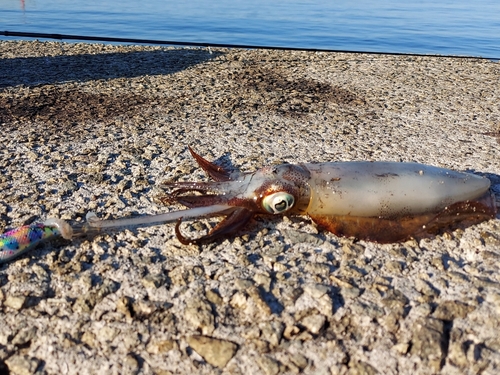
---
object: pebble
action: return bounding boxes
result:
[300,314,326,334]
[4,355,39,375]
[205,289,223,305]
[259,321,284,347]
[4,295,26,310]
[414,278,440,299]
[340,286,362,299]
[432,300,475,320]
[73,278,119,313]
[253,272,272,292]
[410,318,445,372]
[256,355,281,375]
[146,339,178,354]
[247,288,272,316]
[230,291,248,309]
[141,272,168,289]
[288,353,308,370]
[186,335,238,368]
[283,230,323,246]
[11,327,37,346]
[303,284,330,299]
[184,298,215,335]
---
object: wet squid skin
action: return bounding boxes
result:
[160,147,497,244]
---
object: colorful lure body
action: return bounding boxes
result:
[0,221,68,263]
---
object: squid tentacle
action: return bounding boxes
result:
[175,207,254,245]
[187,146,236,182]
[159,185,232,208]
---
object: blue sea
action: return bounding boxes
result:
[1,0,499,58]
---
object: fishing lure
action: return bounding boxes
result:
[0,147,497,263]
[0,219,73,263]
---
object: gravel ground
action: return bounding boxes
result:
[0,40,499,375]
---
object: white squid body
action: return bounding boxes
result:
[293,162,495,242]
[305,162,489,216]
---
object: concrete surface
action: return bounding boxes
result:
[0,40,499,375]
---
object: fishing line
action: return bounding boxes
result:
[1,30,498,61]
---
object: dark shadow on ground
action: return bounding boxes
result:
[0,48,223,87]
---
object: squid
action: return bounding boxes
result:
[86,147,497,244]
[0,147,497,263]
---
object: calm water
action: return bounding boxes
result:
[1,0,499,58]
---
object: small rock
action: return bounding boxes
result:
[205,289,223,305]
[256,355,281,375]
[381,289,409,316]
[121,332,140,351]
[340,287,361,299]
[11,327,37,346]
[303,284,329,299]
[350,300,385,319]
[230,291,248,309]
[447,271,469,283]
[254,272,272,292]
[288,353,308,370]
[235,278,254,290]
[384,312,401,334]
[432,300,475,320]
[348,359,378,375]
[330,275,356,288]
[146,339,177,354]
[341,265,366,278]
[284,230,323,246]
[385,260,404,273]
[241,326,261,340]
[392,342,410,354]
[123,354,140,375]
[300,314,326,334]
[471,275,498,289]
[414,279,439,298]
[342,243,365,258]
[185,298,215,335]
[31,264,49,281]
[4,295,26,310]
[410,317,445,372]
[283,325,300,340]
[116,296,134,320]
[480,231,500,246]
[99,326,119,343]
[186,335,238,368]
[304,262,331,276]
[431,257,445,271]
[247,286,272,316]
[273,262,287,272]
[281,287,303,307]
[5,355,39,375]
[250,339,270,353]
[81,331,96,347]
[259,321,284,347]
[73,278,119,313]
[141,273,167,289]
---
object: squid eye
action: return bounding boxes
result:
[262,192,295,214]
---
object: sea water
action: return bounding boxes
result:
[1,0,499,58]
